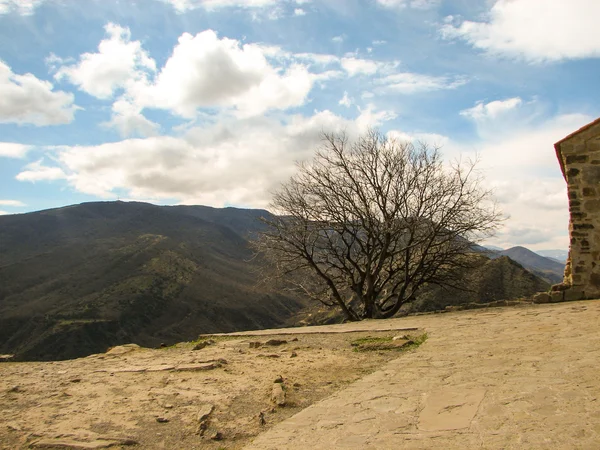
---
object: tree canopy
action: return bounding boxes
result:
[254,130,502,320]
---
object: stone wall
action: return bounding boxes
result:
[553,118,600,301]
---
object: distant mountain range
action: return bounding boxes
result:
[484,246,566,284]
[0,201,557,361]
[0,201,307,361]
[535,249,569,264]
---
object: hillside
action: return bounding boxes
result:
[290,255,550,325]
[0,201,555,361]
[0,201,306,361]
[499,246,565,284]
[413,255,550,312]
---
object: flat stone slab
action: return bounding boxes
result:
[245,300,600,449]
[31,437,137,448]
[418,387,486,431]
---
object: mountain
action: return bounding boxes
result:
[414,255,550,312]
[0,201,306,361]
[499,246,565,284]
[290,254,551,325]
[535,249,569,264]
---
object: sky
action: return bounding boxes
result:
[1,0,599,251]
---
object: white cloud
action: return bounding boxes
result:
[0,61,77,126]
[377,0,439,10]
[16,107,396,207]
[161,0,279,13]
[376,72,467,93]
[294,8,306,15]
[381,102,592,250]
[440,0,600,62]
[460,97,522,121]
[133,30,315,117]
[55,26,329,122]
[0,142,32,158]
[0,199,26,207]
[0,0,45,15]
[294,52,340,65]
[339,91,352,107]
[451,101,594,250]
[102,99,160,138]
[55,23,156,99]
[332,35,345,43]
[340,57,397,76]
[16,159,67,182]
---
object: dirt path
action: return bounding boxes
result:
[0,328,419,449]
[246,300,600,449]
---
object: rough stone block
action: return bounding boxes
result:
[532,293,550,304]
[550,291,564,303]
[564,289,585,302]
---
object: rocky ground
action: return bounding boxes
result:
[0,328,421,449]
[4,300,600,449]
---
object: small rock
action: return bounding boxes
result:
[392,335,407,341]
[0,354,15,362]
[291,337,299,342]
[274,375,284,383]
[290,351,298,358]
[265,339,287,346]
[197,421,208,436]
[210,431,224,441]
[271,383,286,406]
[192,340,215,351]
[106,344,141,356]
[176,362,221,372]
[197,404,214,423]
[69,378,82,383]
[6,422,22,431]
[156,417,169,423]
[164,404,174,409]
[7,385,21,393]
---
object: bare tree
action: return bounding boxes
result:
[253,130,502,321]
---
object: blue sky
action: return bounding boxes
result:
[1,0,599,250]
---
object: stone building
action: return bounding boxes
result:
[553,117,600,301]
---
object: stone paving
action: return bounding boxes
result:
[242,300,600,449]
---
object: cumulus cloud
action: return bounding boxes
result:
[0,61,78,126]
[102,99,160,137]
[15,107,396,207]
[339,91,352,107]
[55,23,156,99]
[440,0,600,62]
[16,159,67,182]
[135,30,314,117]
[0,199,26,207]
[55,27,321,121]
[294,8,306,15]
[379,101,592,250]
[0,142,32,158]
[0,0,45,15]
[460,97,522,121]
[340,57,397,76]
[452,100,595,249]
